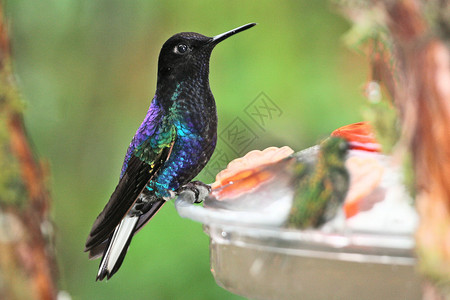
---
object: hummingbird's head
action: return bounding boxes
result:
[157,23,256,83]
[320,137,349,165]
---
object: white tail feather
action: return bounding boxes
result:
[98,215,138,278]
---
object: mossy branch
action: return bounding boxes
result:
[0,4,58,300]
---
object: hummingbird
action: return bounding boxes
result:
[84,23,256,281]
[208,137,349,229]
[287,137,349,228]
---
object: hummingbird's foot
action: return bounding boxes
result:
[129,196,151,217]
[177,181,211,204]
[129,202,146,217]
[128,191,171,217]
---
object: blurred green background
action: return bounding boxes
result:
[5,0,367,299]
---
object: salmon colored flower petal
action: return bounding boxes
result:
[212,146,294,190]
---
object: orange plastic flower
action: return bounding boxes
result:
[211,146,294,198]
[210,122,385,214]
[331,122,381,152]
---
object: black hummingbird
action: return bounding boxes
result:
[85,23,256,280]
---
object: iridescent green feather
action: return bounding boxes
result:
[134,122,176,166]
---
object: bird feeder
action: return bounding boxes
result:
[175,137,421,299]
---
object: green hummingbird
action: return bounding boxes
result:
[287,137,350,228]
[207,137,350,228]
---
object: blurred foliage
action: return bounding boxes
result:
[0,54,27,207]
[0,120,27,206]
[362,94,399,154]
[3,0,367,299]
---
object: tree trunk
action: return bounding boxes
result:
[337,0,450,298]
[0,4,58,300]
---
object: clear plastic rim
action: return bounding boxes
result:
[175,192,416,265]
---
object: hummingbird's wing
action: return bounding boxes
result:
[289,138,349,228]
[85,126,176,252]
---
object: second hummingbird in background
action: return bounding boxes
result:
[287,137,349,228]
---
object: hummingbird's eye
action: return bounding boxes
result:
[339,140,348,151]
[174,44,188,54]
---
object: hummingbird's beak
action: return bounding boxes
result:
[210,23,256,46]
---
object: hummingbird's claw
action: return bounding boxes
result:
[129,196,151,217]
[129,202,146,217]
[178,181,211,204]
[128,191,170,217]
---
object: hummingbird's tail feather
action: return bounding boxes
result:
[96,215,139,281]
[91,198,166,280]
[134,199,166,233]
[88,239,109,260]
[85,156,156,252]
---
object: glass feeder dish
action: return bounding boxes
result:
[175,196,420,299]
[175,147,422,299]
